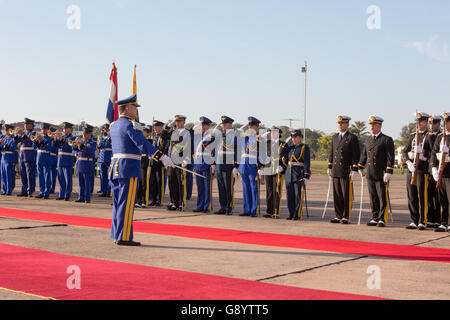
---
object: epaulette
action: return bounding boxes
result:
[410,132,417,136]
[427,132,434,135]
[132,121,143,132]
[438,132,444,137]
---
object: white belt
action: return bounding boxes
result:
[20,147,35,151]
[289,161,304,167]
[38,150,49,154]
[100,148,112,151]
[77,157,93,161]
[112,153,142,161]
[218,151,234,155]
[50,153,57,157]
[1,151,13,154]
[242,154,257,159]
[59,152,74,156]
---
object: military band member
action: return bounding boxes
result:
[167,115,192,211]
[54,122,76,201]
[193,116,215,213]
[430,112,450,233]
[48,127,58,194]
[0,124,17,195]
[109,94,174,246]
[149,120,170,206]
[283,130,311,220]
[359,116,395,227]
[403,112,431,230]
[423,115,442,229]
[239,117,262,217]
[136,124,152,208]
[34,123,53,199]
[328,116,361,224]
[214,116,238,215]
[97,123,112,198]
[16,118,37,197]
[73,125,96,203]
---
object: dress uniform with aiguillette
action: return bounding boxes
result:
[97,124,113,197]
[35,123,53,199]
[403,112,431,230]
[328,116,361,224]
[16,118,37,197]
[109,94,172,246]
[73,125,96,203]
[358,116,395,227]
[54,122,76,201]
[0,125,17,195]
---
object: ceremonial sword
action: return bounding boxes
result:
[172,164,206,179]
[322,176,332,219]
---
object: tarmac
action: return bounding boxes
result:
[0,174,449,300]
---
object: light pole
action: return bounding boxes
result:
[301,61,307,143]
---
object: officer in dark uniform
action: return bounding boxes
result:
[109,94,174,246]
[136,124,152,208]
[425,115,442,228]
[53,122,76,201]
[149,120,170,207]
[35,123,53,199]
[430,112,450,233]
[97,124,112,198]
[328,116,361,224]
[73,125,96,203]
[16,118,37,197]
[48,127,58,194]
[358,116,395,227]
[403,112,431,230]
[214,116,239,215]
[283,129,311,220]
[0,124,18,195]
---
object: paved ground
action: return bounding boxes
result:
[0,174,449,300]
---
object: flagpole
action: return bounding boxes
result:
[302,61,307,143]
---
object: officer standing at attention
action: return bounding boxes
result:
[97,124,112,198]
[54,122,76,201]
[403,112,431,230]
[149,120,170,207]
[0,124,17,195]
[48,127,58,194]
[283,130,311,220]
[15,118,37,197]
[109,94,174,246]
[193,116,215,213]
[239,117,262,217]
[34,123,53,199]
[328,116,361,224]
[136,124,152,208]
[358,116,395,227]
[73,125,96,203]
[214,116,239,215]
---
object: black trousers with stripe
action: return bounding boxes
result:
[168,167,185,208]
[265,175,278,215]
[427,176,441,224]
[366,178,388,223]
[438,177,450,226]
[333,177,353,220]
[406,171,429,226]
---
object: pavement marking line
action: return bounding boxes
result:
[0,224,68,231]
[0,286,57,300]
[412,235,450,246]
[1,207,450,264]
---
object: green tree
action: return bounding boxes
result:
[317,135,334,161]
[349,121,369,139]
[397,122,416,147]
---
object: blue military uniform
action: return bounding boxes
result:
[73,125,96,203]
[109,94,163,245]
[193,117,215,213]
[16,118,37,197]
[35,123,53,199]
[0,125,17,195]
[97,124,112,197]
[49,128,58,194]
[238,117,262,216]
[283,130,311,220]
[54,122,76,201]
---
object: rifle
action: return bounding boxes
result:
[437,127,447,189]
[411,118,420,186]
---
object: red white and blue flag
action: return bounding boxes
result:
[106,62,118,123]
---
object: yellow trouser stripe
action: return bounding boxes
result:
[127,178,138,240]
[424,174,429,227]
[298,188,304,219]
[278,174,284,216]
[349,179,353,220]
[257,175,260,215]
[123,178,137,241]
[384,182,389,223]
[209,169,213,211]
[231,175,235,209]
[122,178,134,241]
[161,167,165,204]
[146,167,151,206]
[183,171,187,208]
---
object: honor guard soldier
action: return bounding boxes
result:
[430,112,450,233]
[48,127,58,194]
[167,115,192,211]
[403,112,431,230]
[109,94,174,246]
[149,120,170,206]
[424,115,442,228]
[261,126,286,219]
[16,118,37,197]
[136,124,152,208]
[328,116,361,224]
[358,116,395,227]
[214,116,239,215]
[0,124,18,195]
[193,116,215,213]
[238,117,263,217]
[283,130,311,220]
[34,123,53,199]
[97,123,112,198]
[54,122,76,201]
[73,125,96,203]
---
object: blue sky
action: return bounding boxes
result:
[1,0,450,139]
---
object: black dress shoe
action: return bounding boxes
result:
[239,213,250,216]
[250,214,258,217]
[149,201,157,207]
[264,214,274,218]
[85,200,91,204]
[116,240,141,246]
[97,191,102,194]
[286,217,293,220]
[43,196,49,199]
[154,202,161,207]
[214,209,227,215]
[367,220,378,227]
[293,217,299,221]
[56,197,64,201]
[192,208,204,213]
[167,204,177,211]
[203,209,210,214]
[17,193,27,197]
[28,194,34,198]
[341,218,350,225]
[35,195,44,199]
[331,218,341,224]
[75,199,84,203]
[65,198,71,201]
[177,206,183,212]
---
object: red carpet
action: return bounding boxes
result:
[0,243,382,300]
[1,207,450,264]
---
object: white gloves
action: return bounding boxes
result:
[358,169,364,178]
[232,168,239,179]
[441,144,449,154]
[182,160,189,168]
[407,162,416,173]
[384,173,392,184]
[327,169,332,176]
[160,155,174,168]
[350,171,357,180]
[414,145,423,154]
[432,167,440,182]
[258,169,263,176]
[277,166,284,174]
